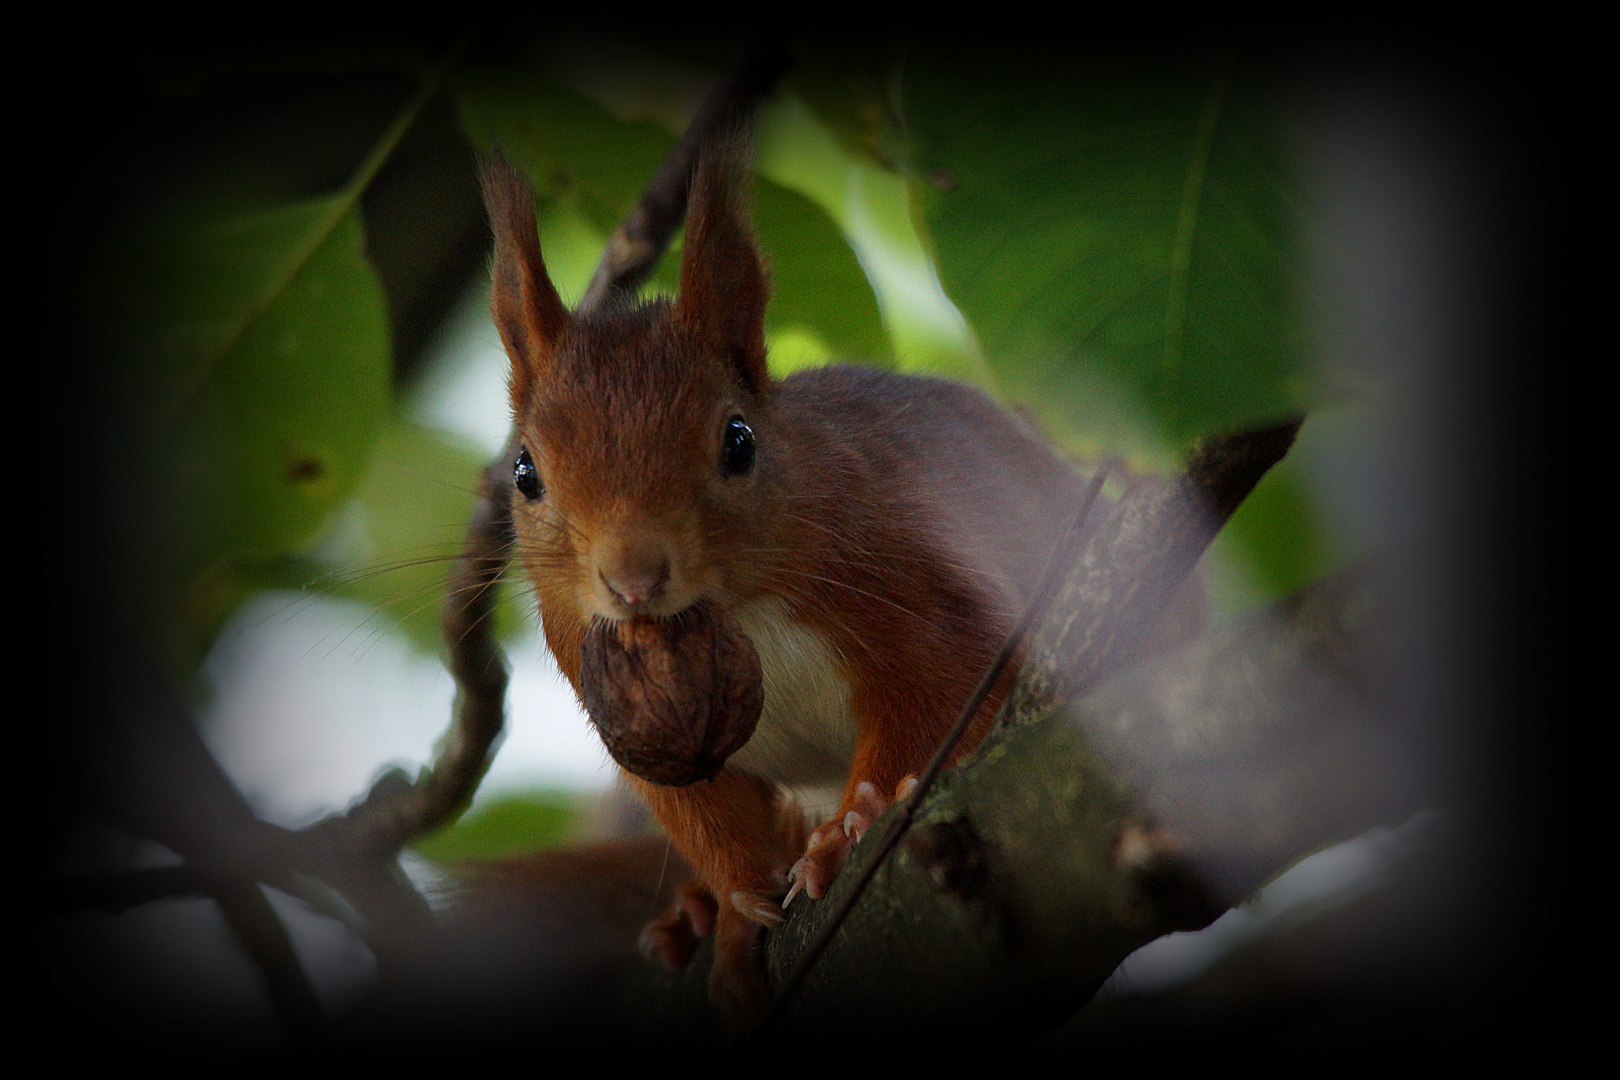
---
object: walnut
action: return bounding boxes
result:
[579,602,764,786]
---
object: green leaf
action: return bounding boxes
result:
[904,49,1307,453]
[126,197,391,613]
[1211,456,1329,606]
[1207,408,1361,608]
[756,95,987,384]
[322,415,527,652]
[636,176,892,373]
[755,176,890,370]
[411,790,586,863]
[456,65,887,371]
[782,38,909,172]
[454,66,674,238]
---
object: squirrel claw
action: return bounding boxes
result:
[854,781,885,814]
[842,809,870,840]
[783,860,812,908]
[841,781,888,839]
[732,889,786,927]
[787,848,836,901]
[791,777,900,902]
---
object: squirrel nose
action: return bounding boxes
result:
[600,555,670,609]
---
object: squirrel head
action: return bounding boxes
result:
[481,149,780,627]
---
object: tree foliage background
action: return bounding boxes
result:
[28,22,1568,1055]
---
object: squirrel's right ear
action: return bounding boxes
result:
[481,151,570,412]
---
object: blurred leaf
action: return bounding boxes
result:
[755,94,988,384]
[904,48,1307,452]
[532,200,613,305]
[766,326,837,376]
[1209,409,1360,607]
[454,66,674,237]
[133,199,347,415]
[411,790,585,862]
[122,198,391,628]
[323,415,529,652]
[783,38,908,171]
[1211,456,1331,606]
[755,176,890,368]
[456,64,888,368]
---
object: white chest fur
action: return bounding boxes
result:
[725,598,857,793]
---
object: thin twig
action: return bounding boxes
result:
[752,464,1114,1038]
[579,32,790,312]
[316,453,516,855]
[213,878,328,1043]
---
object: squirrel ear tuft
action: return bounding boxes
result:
[481,149,571,413]
[675,138,771,393]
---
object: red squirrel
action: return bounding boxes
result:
[480,144,1127,1019]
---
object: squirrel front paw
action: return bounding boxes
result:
[638,879,719,971]
[783,776,918,907]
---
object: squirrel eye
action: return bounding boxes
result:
[720,415,756,477]
[514,446,543,501]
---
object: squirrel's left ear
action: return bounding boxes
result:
[481,149,571,414]
[675,146,770,393]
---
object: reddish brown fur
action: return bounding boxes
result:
[481,148,1105,1021]
[484,153,569,408]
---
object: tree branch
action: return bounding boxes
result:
[752,420,1301,1032]
[1079,564,1424,904]
[212,877,328,1043]
[578,33,791,312]
[600,564,1407,1047]
[1000,419,1302,729]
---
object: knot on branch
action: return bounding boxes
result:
[1110,817,1223,933]
[908,816,990,900]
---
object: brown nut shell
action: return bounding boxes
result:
[579,601,764,786]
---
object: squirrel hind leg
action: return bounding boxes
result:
[639,879,719,971]
[635,855,796,973]
[709,905,773,1034]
